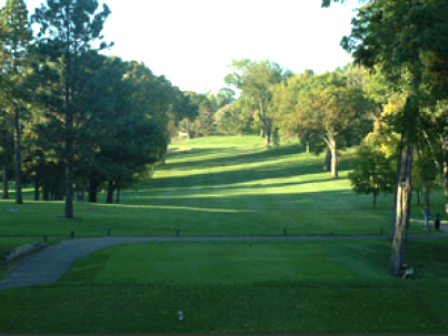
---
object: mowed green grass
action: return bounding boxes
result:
[1,136,448,333]
[1,239,448,333]
[0,135,444,239]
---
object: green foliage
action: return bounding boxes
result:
[0,0,32,97]
[225,59,291,146]
[215,101,251,135]
[349,142,396,208]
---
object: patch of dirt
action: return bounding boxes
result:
[168,147,192,153]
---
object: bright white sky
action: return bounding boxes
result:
[2,0,356,93]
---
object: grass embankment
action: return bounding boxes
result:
[0,135,447,333]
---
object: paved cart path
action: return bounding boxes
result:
[1,234,448,290]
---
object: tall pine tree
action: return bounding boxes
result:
[0,0,32,205]
[33,0,112,218]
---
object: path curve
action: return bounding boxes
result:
[1,234,447,290]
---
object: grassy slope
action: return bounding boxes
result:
[0,135,447,333]
[0,136,444,238]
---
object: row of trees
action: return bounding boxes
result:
[222,59,374,179]
[217,0,448,276]
[0,0,200,218]
[322,0,448,276]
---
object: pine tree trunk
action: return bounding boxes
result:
[65,123,74,216]
[116,185,121,204]
[34,177,40,201]
[43,184,50,201]
[106,181,115,204]
[89,181,98,203]
[64,19,74,219]
[14,106,23,205]
[444,160,448,218]
[390,140,413,276]
[2,162,8,200]
[330,140,338,179]
[55,173,64,201]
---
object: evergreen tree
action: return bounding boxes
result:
[32,0,112,218]
[0,0,33,205]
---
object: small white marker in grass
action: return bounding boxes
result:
[179,310,183,321]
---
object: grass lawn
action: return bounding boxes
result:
[0,239,448,333]
[0,136,444,239]
[0,135,447,333]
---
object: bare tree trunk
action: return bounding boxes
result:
[306,141,310,154]
[265,127,272,150]
[14,106,23,205]
[34,176,40,201]
[417,143,430,211]
[89,180,99,203]
[56,180,65,201]
[390,137,405,240]
[2,165,9,199]
[444,160,448,218]
[330,139,338,179]
[324,151,331,172]
[43,184,50,201]
[116,184,121,204]
[2,162,8,200]
[106,181,116,204]
[390,140,413,276]
[64,12,74,219]
[422,180,430,212]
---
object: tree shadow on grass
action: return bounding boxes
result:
[164,144,305,172]
[106,189,394,237]
[139,178,341,198]
[150,154,355,191]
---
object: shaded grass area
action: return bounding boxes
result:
[0,239,448,333]
[0,136,444,238]
[2,285,447,334]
